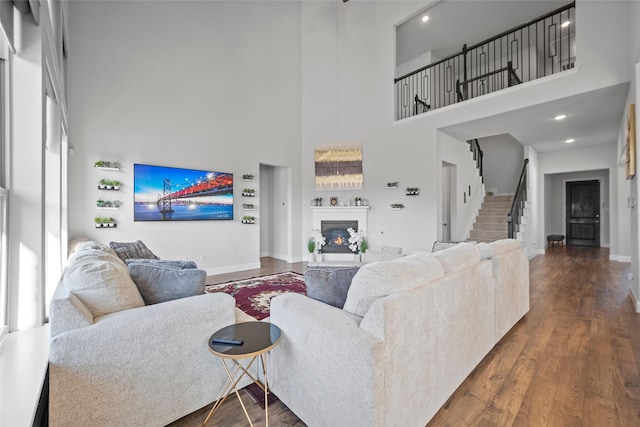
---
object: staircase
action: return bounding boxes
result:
[469,194,512,243]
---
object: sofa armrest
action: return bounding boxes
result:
[269,293,385,426]
[49,292,241,427]
[49,293,94,338]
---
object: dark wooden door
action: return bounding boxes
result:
[566,180,600,246]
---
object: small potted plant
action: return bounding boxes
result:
[242,215,256,224]
[96,199,105,207]
[307,238,315,257]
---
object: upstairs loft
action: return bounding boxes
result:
[395,1,576,120]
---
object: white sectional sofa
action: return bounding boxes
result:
[269,239,529,426]
[48,240,249,427]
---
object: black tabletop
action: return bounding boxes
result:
[208,321,282,359]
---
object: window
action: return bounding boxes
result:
[0,55,8,339]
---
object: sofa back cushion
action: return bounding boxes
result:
[63,257,145,317]
[477,239,521,260]
[343,252,445,317]
[433,242,481,273]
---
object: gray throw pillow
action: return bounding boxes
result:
[304,267,361,308]
[109,240,160,262]
[127,263,206,305]
[125,258,198,269]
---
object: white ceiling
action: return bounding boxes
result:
[396,0,572,65]
[440,83,630,153]
[396,1,628,154]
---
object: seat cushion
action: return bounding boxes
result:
[128,263,206,305]
[343,252,444,317]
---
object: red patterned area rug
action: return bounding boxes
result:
[205,272,306,320]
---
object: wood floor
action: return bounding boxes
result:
[170,247,640,426]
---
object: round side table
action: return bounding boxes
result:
[203,321,282,426]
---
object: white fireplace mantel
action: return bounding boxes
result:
[311,206,369,262]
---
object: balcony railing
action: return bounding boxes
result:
[395,2,576,120]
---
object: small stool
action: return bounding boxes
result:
[547,234,565,247]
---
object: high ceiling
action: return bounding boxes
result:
[440,83,630,153]
[396,0,628,154]
[396,0,572,65]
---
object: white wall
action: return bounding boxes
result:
[479,134,524,195]
[523,146,539,257]
[300,0,631,257]
[65,0,634,274]
[546,169,610,247]
[67,1,303,273]
[625,0,640,312]
[437,131,484,241]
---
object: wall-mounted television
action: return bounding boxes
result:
[133,163,233,221]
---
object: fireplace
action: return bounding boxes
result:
[311,205,368,262]
[321,220,358,253]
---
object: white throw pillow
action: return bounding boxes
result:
[63,258,145,317]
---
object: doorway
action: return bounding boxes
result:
[441,162,456,241]
[565,180,600,247]
[259,164,293,262]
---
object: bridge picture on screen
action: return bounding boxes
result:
[133,163,234,221]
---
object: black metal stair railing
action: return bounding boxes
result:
[468,139,484,182]
[508,158,529,239]
[395,1,575,120]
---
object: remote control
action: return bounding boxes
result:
[211,337,244,346]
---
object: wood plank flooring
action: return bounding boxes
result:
[170,247,640,426]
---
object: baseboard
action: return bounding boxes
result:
[609,254,631,263]
[204,262,261,276]
[631,289,640,313]
[528,249,545,260]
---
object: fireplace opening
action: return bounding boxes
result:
[321,220,358,253]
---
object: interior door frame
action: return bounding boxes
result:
[440,161,457,241]
[563,177,602,246]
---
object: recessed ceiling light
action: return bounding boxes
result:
[422,15,429,23]
[561,20,571,28]
[565,138,575,143]
[554,114,567,120]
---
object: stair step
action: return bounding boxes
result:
[473,223,508,232]
[479,208,510,216]
[469,230,508,240]
[482,201,512,209]
[475,215,507,224]
[484,195,513,202]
